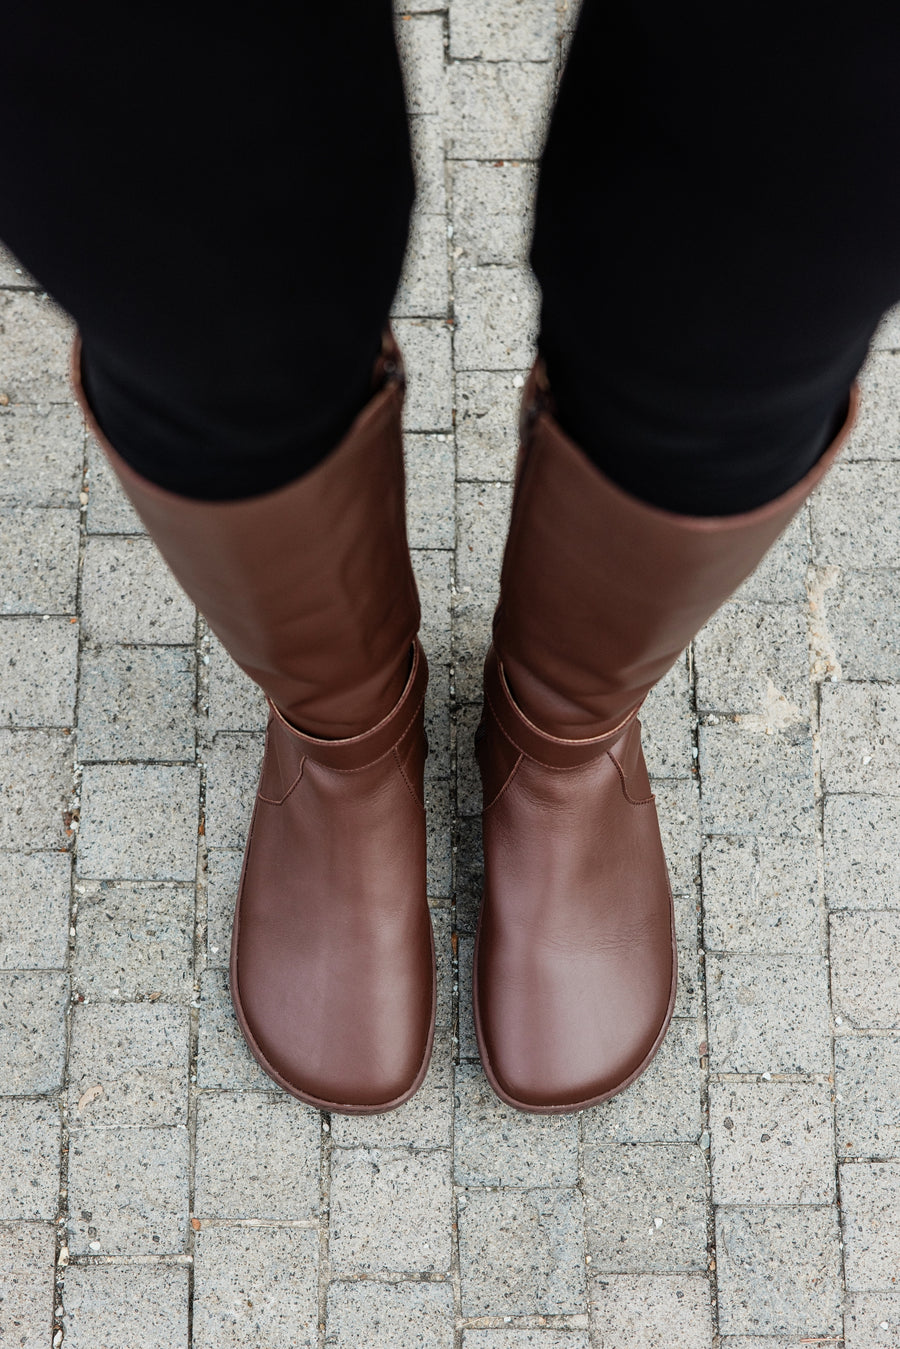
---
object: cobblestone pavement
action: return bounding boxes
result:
[2,4,900,1347]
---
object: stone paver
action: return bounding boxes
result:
[2,6,898,1345]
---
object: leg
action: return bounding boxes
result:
[2,6,435,1112]
[476,1,900,1111]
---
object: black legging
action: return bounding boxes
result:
[2,4,899,513]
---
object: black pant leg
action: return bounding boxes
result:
[0,5,413,499]
[532,1,900,513]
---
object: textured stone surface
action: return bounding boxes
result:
[450,0,556,59]
[66,1124,190,1255]
[0,402,83,507]
[326,1279,455,1349]
[698,723,815,838]
[715,1206,843,1336]
[0,290,73,400]
[825,793,900,908]
[589,1274,714,1348]
[202,732,262,849]
[0,970,68,1094]
[830,911,900,1029]
[458,1187,586,1316]
[454,1060,579,1185]
[67,1002,189,1126]
[709,1082,835,1204]
[705,953,831,1074]
[811,462,900,569]
[0,1222,56,1349]
[194,1093,320,1221]
[455,368,522,481]
[0,506,79,613]
[330,1146,452,1275]
[820,682,900,794]
[695,601,808,717]
[446,60,554,159]
[77,644,196,761]
[72,881,194,1001]
[84,432,144,533]
[0,849,70,969]
[702,835,822,954]
[77,764,200,880]
[0,728,72,849]
[454,265,539,372]
[841,1162,900,1291]
[0,1098,60,1219]
[835,1034,900,1158]
[1,616,78,726]
[193,1226,318,1349]
[845,1291,900,1348]
[62,1265,190,1349]
[582,1145,707,1274]
[584,1019,701,1146]
[196,968,271,1090]
[81,536,195,644]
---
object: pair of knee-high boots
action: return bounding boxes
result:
[73,335,856,1115]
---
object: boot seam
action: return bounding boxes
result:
[607,749,655,806]
[481,749,525,815]
[392,743,427,812]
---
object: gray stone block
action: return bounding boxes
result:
[1,616,78,727]
[433,906,454,1030]
[845,1291,900,1348]
[454,1060,579,1185]
[0,1098,59,1219]
[81,536,195,644]
[698,723,815,837]
[446,61,553,159]
[72,881,193,1002]
[873,305,900,351]
[67,1124,189,1255]
[77,764,200,880]
[706,953,831,1074]
[453,266,539,372]
[205,632,266,732]
[588,1274,713,1348]
[62,1264,190,1349]
[820,683,900,795]
[425,662,451,780]
[841,1161,900,1292]
[695,602,808,719]
[0,850,70,970]
[583,1019,701,1146]
[836,1034,900,1159]
[582,1144,707,1274]
[0,403,83,507]
[811,461,900,569]
[715,1206,842,1336]
[0,506,79,613]
[194,1093,320,1221]
[455,369,522,481]
[455,480,512,597]
[409,114,446,215]
[450,161,537,266]
[331,1031,453,1150]
[733,508,809,604]
[84,432,144,533]
[405,433,455,548]
[450,0,555,59]
[458,1187,586,1316]
[395,211,450,318]
[673,887,700,1017]
[830,911,900,1029]
[396,13,446,115]
[68,1002,189,1127]
[456,701,483,819]
[821,569,900,680]
[196,969,271,1091]
[0,728,72,849]
[845,350,900,459]
[77,645,196,761]
[329,1145,452,1274]
[394,319,453,433]
[326,1278,454,1349]
[701,835,822,955]
[655,777,701,897]
[709,1082,834,1205]
[205,849,242,965]
[0,291,73,401]
[456,814,484,934]
[462,1336,590,1349]
[193,1226,318,1349]
[0,970,68,1094]
[203,732,262,850]
[0,1222,55,1349]
[413,547,452,667]
[642,657,694,780]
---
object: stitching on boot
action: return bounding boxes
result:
[257,759,306,806]
[607,748,655,806]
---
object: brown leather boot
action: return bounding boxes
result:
[72,335,436,1113]
[475,362,858,1114]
